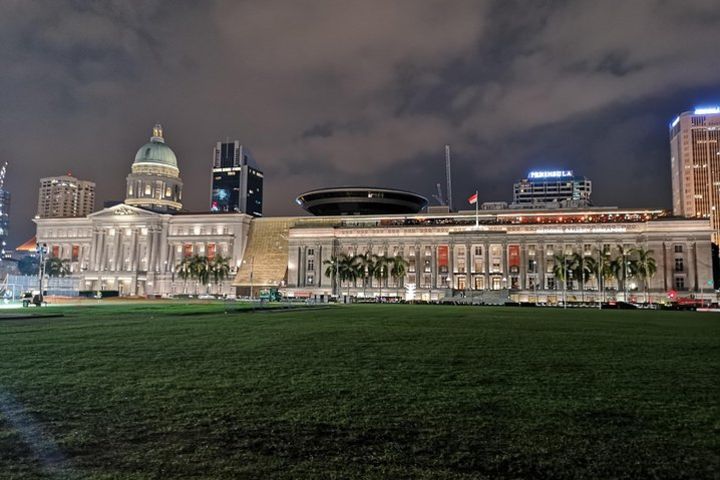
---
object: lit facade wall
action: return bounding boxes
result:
[285,210,713,302]
[34,203,252,296]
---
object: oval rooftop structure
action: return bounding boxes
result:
[296,187,429,216]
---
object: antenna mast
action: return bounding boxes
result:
[445,145,453,211]
[432,183,446,206]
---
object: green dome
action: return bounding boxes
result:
[132,124,178,170]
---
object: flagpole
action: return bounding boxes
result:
[475,190,479,229]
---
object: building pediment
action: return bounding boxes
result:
[88,203,167,219]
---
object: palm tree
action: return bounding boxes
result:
[323,254,348,296]
[210,255,231,294]
[570,252,596,302]
[45,257,70,277]
[390,255,408,297]
[353,253,374,299]
[371,254,390,300]
[631,247,657,303]
[176,256,193,294]
[552,253,570,305]
[189,255,210,294]
[339,255,360,299]
[610,245,636,300]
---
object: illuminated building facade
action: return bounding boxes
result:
[35,125,251,296]
[37,174,95,218]
[211,141,263,217]
[670,106,720,242]
[275,208,713,303]
[512,170,592,209]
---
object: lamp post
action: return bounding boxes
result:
[623,250,629,303]
[563,256,567,309]
[598,244,603,310]
[243,256,254,299]
[36,242,48,302]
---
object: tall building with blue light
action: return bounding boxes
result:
[670,106,720,242]
[210,141,263,217]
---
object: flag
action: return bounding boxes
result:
[468,192,478,204]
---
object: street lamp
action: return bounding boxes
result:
[35,242,48,303]
[243,256,254,299]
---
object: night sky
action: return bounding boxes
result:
[2,0,720,247]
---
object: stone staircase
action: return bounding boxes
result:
[233,218,295,288]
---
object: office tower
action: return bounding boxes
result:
[670,106,720,241]
[210,141,263,216]
[37,174,95,218]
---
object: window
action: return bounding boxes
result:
[547,277,556,290]
[144,185,151,195]
[474,245,483,256]
[674,276,685,290]
[675,258,684,272]
[546,244,554,255]
[674,245,683,253]
[307,248,314,256]
[307,259,315,271]
[307,275,314,285]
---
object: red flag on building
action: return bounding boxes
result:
[468,192,478,204]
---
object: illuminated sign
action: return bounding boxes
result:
[694,106,720,115]
[670,116,680,128]
[528,170,573,179]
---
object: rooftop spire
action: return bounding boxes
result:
[151,123,164,143]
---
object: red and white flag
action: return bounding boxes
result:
[468,192,478,204]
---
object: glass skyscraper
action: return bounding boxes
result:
[210,141,263,217]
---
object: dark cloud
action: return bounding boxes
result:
[1,0,719,246]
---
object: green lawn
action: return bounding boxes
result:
[0,304,718,479]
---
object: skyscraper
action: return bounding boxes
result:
[37,174,95,218]
[210,141,263,216]
[670,106,720,241]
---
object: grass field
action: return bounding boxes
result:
[0,303,718,479]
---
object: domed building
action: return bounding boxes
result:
[125,124,183,212]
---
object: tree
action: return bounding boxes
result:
[210,255,231,294]
[323,254,348,296]
[191,255,211,293]
[610,245,637,299]
[353,253,374,299]
[552,253,570,304]
[18,255,39,276]
[176,256,193,294]
[570,252,596,302]
[371,254,390,300]
[44,257,70,277]
[339,254,360,299]
[390,255,408,297]
[631,247,657,303]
